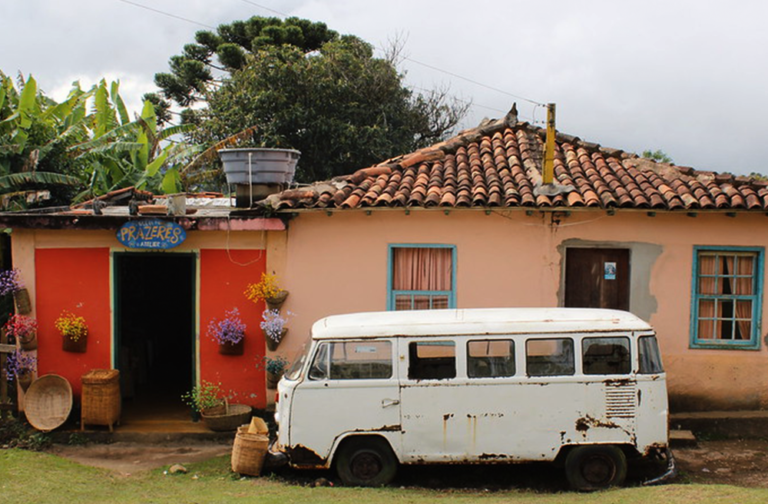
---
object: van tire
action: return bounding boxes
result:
[335,437,398,487]
[564,445,627,491]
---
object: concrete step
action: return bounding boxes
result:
[669,429,697,448]
[671,410,768,438]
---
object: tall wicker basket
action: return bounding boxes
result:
[231,426,269,476]
[81,369,121,432]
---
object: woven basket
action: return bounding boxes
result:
[24,375,73,432]
[201,403,252,432]
[81,369,121,432]
[231,426,269,476]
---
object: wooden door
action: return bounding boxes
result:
[565,248,630,310]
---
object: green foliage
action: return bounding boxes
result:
[0,72,85,208]
[183,35,468,184]
[642,149,673,164]
[0,418,52,450]
[153,16,337,108]
[181,381,226,413]
[261,355,289,374]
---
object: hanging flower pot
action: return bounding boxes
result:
[208,308,246,357]
[265,328,287,352]
[55,311,88,353]
[4,314,38,351]
[218,338,245,356]
[245,273,288,311]
[17,370,33,391]
[62,333,87,353]
[18,331,37,351]
[266,290,289,311]
[13,288,31,315]
[266,370,282,389]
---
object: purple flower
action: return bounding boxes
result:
[0,269,23,297]
[260,309,293,342]
[5,350,36,381]
[207,308,246,345]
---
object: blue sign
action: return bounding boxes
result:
[117,219,186,250]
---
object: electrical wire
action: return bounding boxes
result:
[114,0,548,117]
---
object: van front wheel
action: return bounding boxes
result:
[335,437,398,487]
[565,445,627,491]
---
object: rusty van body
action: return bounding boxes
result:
[274,308,675,490]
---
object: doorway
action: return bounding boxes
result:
[114,253,196,417]
[564,248,630,310]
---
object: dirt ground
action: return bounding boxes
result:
[47,438,768,488]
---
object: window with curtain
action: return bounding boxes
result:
[389,246,455,310]
[691,247,763,349]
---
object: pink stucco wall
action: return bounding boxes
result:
[275,209,768,411]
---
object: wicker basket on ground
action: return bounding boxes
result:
[81,369,121,432]
[201,403,252,432]
[231,425,270,476]
[25,375,73,432]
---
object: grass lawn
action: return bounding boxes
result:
[2,448,767,504]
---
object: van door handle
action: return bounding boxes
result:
[381,399,400,408]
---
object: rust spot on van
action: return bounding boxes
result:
[479,453,509,460]
[575,415,621,432]
[286,445,325,467]
[443,413,454,421]
[604,378,633,387]
[379,424,402,432]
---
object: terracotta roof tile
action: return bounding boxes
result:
[266,106,768,213]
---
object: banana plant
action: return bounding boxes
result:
[71,82,200,199]
[0,73,84,209]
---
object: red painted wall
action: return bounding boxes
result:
[199,249,267,408]
[35,248,111,397]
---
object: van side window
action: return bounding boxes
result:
[310,341,393,380]
[526,338,574,376]
[638,335,664,374]
[467,339,515,378]
[582,337,631,375]
[408,341,456,380]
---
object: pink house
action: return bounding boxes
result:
[263,109,768,412]
[3,108,768,418]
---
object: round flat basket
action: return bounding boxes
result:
[201,403,252,432]
[25,375,73,432]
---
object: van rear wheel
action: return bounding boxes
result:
[565,445,627,491]
[335,437,397,487]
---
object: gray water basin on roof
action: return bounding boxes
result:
[218,148,300,185]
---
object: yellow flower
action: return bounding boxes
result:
[244,273,283,303]
[55,310,88,342]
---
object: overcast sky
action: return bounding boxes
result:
[2,0,767,176]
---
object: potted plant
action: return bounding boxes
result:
[4,314,38,350]
[5,349,36,391]
[208,307,246,355]
[55,310,88,353]
[260,309,292,351]
[261,355,290,389]
[181,381,252,431]
[0,268,30,314]
[181,380,227,417]
[245,273,288,311]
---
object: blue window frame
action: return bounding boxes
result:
[690,246,764,350]
[387,244,456,311]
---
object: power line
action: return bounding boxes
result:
[116,0,546,112]
[116,0,215,29]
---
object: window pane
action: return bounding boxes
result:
[468,339,515,378]
[526,338,574,376]
[392,248,452,290]
[408,341,456,380]
[395,294,413,311]
[328,341,392,380]
[639,336,664,374]
[582,337,631,375]
[694,250,759,345]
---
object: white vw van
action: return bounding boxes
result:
[274,308,675,490]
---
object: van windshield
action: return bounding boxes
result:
[284,342,311,381]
